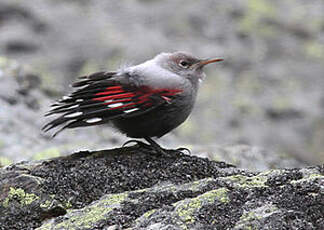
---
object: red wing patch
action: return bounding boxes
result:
[43,71,182,136]
[91,86,182,113]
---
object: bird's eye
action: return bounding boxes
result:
[179,60,190,68]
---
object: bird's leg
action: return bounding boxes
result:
[144,137,167,155]
[119,139,152,155]
[122,139,151,148]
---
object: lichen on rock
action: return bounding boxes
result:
[0,145,322,229]
[2,187,39,208]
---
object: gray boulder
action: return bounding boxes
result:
[0,146,323,229]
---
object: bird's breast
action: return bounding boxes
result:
[112,92,196,138]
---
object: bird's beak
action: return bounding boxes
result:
[198,58,224,67]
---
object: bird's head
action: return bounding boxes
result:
[155,51,223,83]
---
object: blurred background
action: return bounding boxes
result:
[0,0,323,169]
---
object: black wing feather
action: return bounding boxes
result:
[43,71,168,137]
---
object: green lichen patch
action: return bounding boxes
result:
[212,187,230,203]
[37,192,128,230]
[174,188,229,224]
[40,199,52,209]
[64,200,73,209]
[142,208,157,219]
[290,173,323,185]
[221,174,268,188]
[2,187,39,208]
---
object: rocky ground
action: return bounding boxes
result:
[0,146,323,229]
[1,0,323,167]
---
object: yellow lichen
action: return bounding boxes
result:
[40,200,52,209]
[37,192,128,229]
[223,174,268,188]
[142,209,157,218]
[2,187,39,208]
[290,173,323,185]
[175,188,229,225]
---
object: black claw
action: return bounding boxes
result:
[121,138,187,157]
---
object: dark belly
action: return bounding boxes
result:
[112,98,194,138]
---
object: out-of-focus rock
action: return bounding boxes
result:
[0,57,127,163]
[0,0,324,164]
[0,146,323,229]
[193,144,306,171]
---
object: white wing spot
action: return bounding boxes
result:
[108,103,123,108]
[124,108,139,113]
[104,100,113,103]
[67,105,79,109]
[76,99,84,102]
[62,96,71,100]
[86,117,102,123]
[64,112,83,118]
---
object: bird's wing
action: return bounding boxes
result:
[43,71,182,136]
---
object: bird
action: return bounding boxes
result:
[43,51,223,153]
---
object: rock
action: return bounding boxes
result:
[0,58,127,163]
[0,146,323,229]
[192,145,305,171]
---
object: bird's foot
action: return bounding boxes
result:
[144,137,171,156]
[122,138,190,157]
[121,139,167,156]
